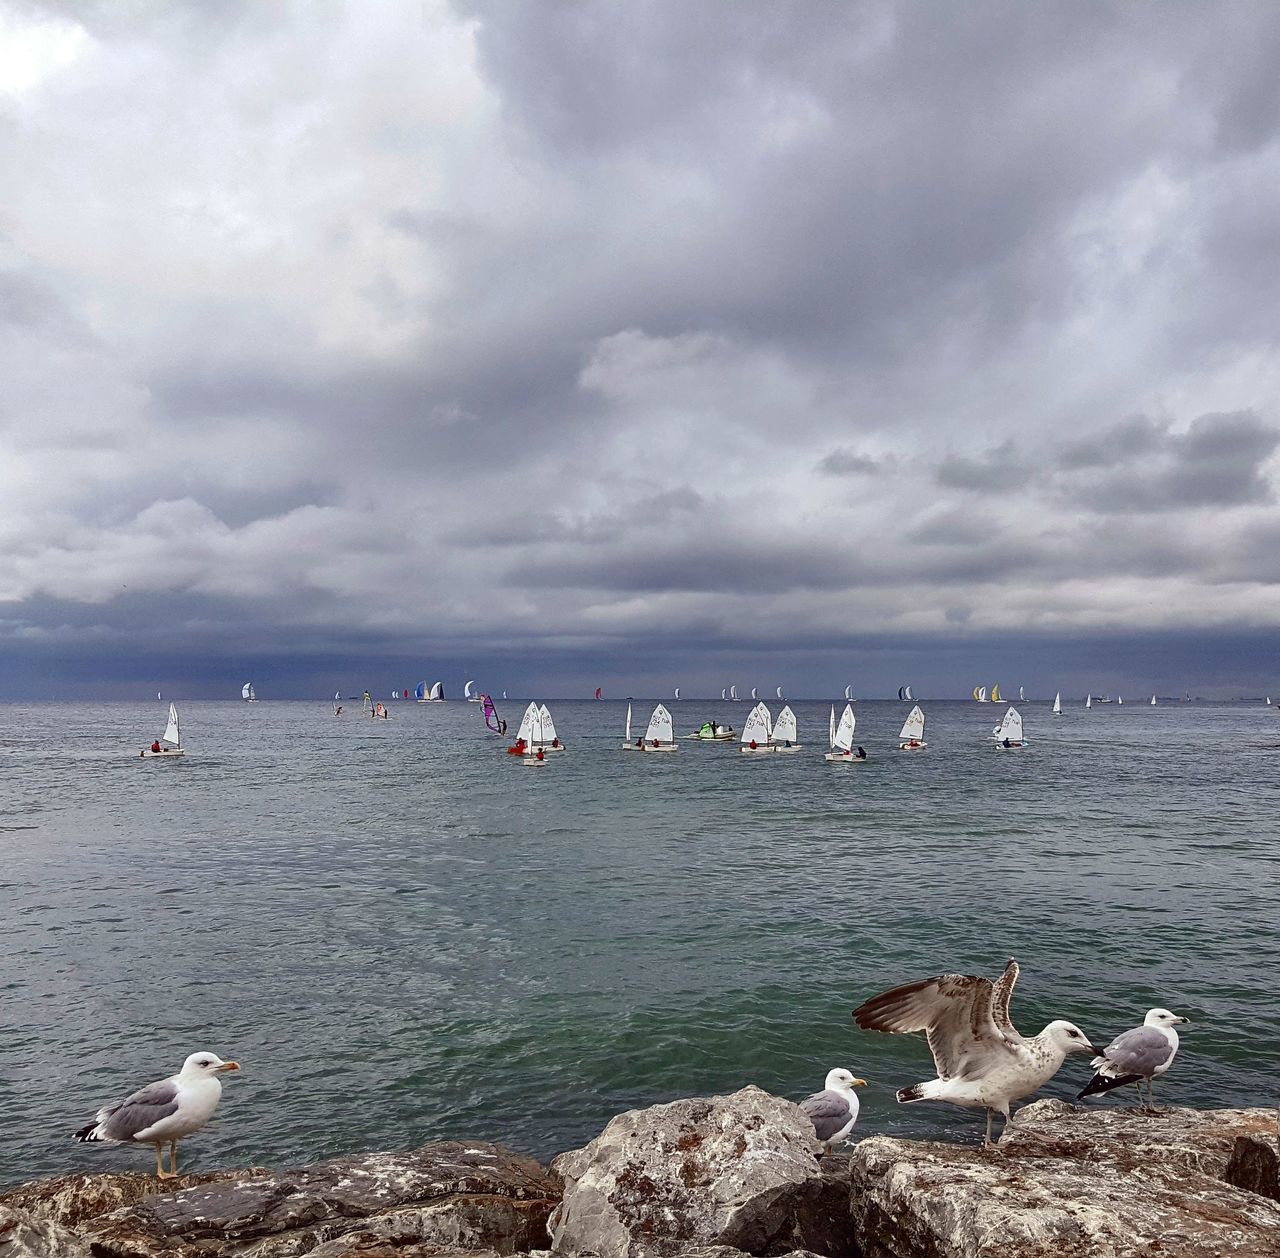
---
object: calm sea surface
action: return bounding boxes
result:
[1,697,1277,1186]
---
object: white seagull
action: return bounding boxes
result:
[799,1068,867,1156]
[74,1051,241,1177]
[853,959,1101,1145]
[1078,1008,1188,1110]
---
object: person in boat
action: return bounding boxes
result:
[150,740,161,753]
[1003,737,1011,748]
[855,746,867,760]
[710,721,719,734]
[551,737,560,747]
[499,719,507,734]
[535,747,545,761]
[749,739,758,750]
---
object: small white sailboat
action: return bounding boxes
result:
[512,702,549,765]
[242,682,256,702]
[1018,686,1026,702]
[141,703,185,758]
[1086,694,1093,709]
[897,685,915,702]
[635,703,678,752]
[464,680,481,702]
[429,681,445,701]
[674,686,681,701]
[843,684,855,702]
[156,691,162,701]
[898,704,926,750]
[1150,694,1157,706]
[993,705,1025,749]
[972,685,988,703]
[1052,691,1062,716]
[535,703,565,751]
[750,687,759,701]
[740,702,774,754]
[621,701,638,750]
[1117,695,1124,706]
[729,685,740,702]
[776,685,785,701]
[721,688,727,701]
[772,704,800,752]
[825,703,863,763]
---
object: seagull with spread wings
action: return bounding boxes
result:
[853,959,1100,1145]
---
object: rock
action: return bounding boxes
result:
[850,1102,1280,1258]
[0,1143,560,1258]
[0,1205,92,1258]
[1225,1128,1280,1203]
[549,1085,850,1258]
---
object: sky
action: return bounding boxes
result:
[4,1,1280,699]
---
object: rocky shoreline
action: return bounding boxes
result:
[1,1091,1276,1257]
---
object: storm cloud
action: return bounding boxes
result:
[3,1,1280,697]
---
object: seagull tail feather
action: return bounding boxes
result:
[1077,1071,1140,1100]
[896,1081,943,1104]
[73,1122,104,1142]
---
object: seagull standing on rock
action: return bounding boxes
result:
[74,1051,240,1177]
[852,958,1101,1146]
[799,1068,867,1156]
[1078,1008,1188,1110]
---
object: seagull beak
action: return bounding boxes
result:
[853,1078,868,1088]
[1084,1045,1105,1055]
[1177,1017,1191,1026]
[215,1061,241,1073]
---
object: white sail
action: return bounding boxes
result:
[157,691,162,701]
[899,704,925,742]
[644,703,674,745]
[729,685,739,701]
[1053,691,1061,715]
[904,685,914,701]
[429,681,445,700]
[750,687,759,700]
[625,701,632,742]
[774,704,798,745]
[829,704,836,747]
[776,685,785,700]
[1151,694,1157,705]
[674,686,681,700]
[1118,695,1124,705]
[844,684,854,701]
[1086,694,1092,709]
[1019,686,1026,701]
[834,703,856,752]
[242,682,254,701]
[740,702,772,746]
[516,702,538,744]
[538,703,559,746]
[993,705,1023,744]
[721,688,727,701]
[163,703,181,748]
[464,679,476,699]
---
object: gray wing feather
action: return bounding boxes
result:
[854,973,1002,1079]
[1099,1027,1175,1077]
[101,1079,180,1141]
[990,959,1020,1035]
[800,1091,852,1142]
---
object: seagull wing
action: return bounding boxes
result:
[100,1078,181,1141]
[854,973,1005,1080]
[990,958,1023,1039]
[1094,1026,1176,1079]
[799,1090,854,1143]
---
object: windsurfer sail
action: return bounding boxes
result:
[482,693,504,734]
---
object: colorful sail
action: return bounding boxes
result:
[482,694,502,733]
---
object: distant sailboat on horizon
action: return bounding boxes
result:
[242,682,256,702]
[1052,691,1061,716]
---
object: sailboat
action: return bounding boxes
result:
[897,685,914,702]
[1018,686,1026,702]
[429,681,445,701]
[156,691,162,701]
[414,681,427,702]
[535,703,565,751]
[242,682,256,702]
[844,684,855,702]
[674,686,681,701]
[333,690,343,716]
[481,694,504,734]
[898,704,926,750]
[636,703,678,752]
[825,703,863,763]
[750,687,759,701]
[595,687,603,701]
[464,680,481,703]
[1150,694,1157,706]
[141,703,185,758]
[1052,691,1062,716]
[990,683,1003,703]
[740,702,774,754]
[729,685,740,702]
[772,704,800,752]
[1117,695,1124,706]
[1086,694,1093,709]
[992,705,1025,749]
[622,701,638,750]
[510,702,550,765]
[721,688,727,701]
[972,686,988,703]
[776,685,785,701]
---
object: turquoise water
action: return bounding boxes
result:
[1,698,1277,1186]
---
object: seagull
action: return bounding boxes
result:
[852,958,1101,1145]
[1078,1008,1188,1110]
[799,1068,867,1156]
[74,1051,240,1177]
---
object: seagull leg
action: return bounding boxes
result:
[983,1110,994,1147]
[154,1144,165,1177]
[170,1141,179,1176]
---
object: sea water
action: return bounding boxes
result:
[1,698,1277,1185]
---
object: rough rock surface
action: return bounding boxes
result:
[0,1204,91,1258]
[850,1101,1280,1258]
[0,1143,560,1258]
[549,1085,846,1258]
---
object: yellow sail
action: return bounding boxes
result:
[991,683,1002,703]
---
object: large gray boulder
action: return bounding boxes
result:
[850,1101,1280,1258]
[549,1086,849,1258]
[0,1142,560,1258]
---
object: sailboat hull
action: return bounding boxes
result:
[824,751,866,762]
[739,744,778,754]
[897,741,927,751]
[140,748,185,758]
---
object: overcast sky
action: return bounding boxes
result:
[4,1,1280,699]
